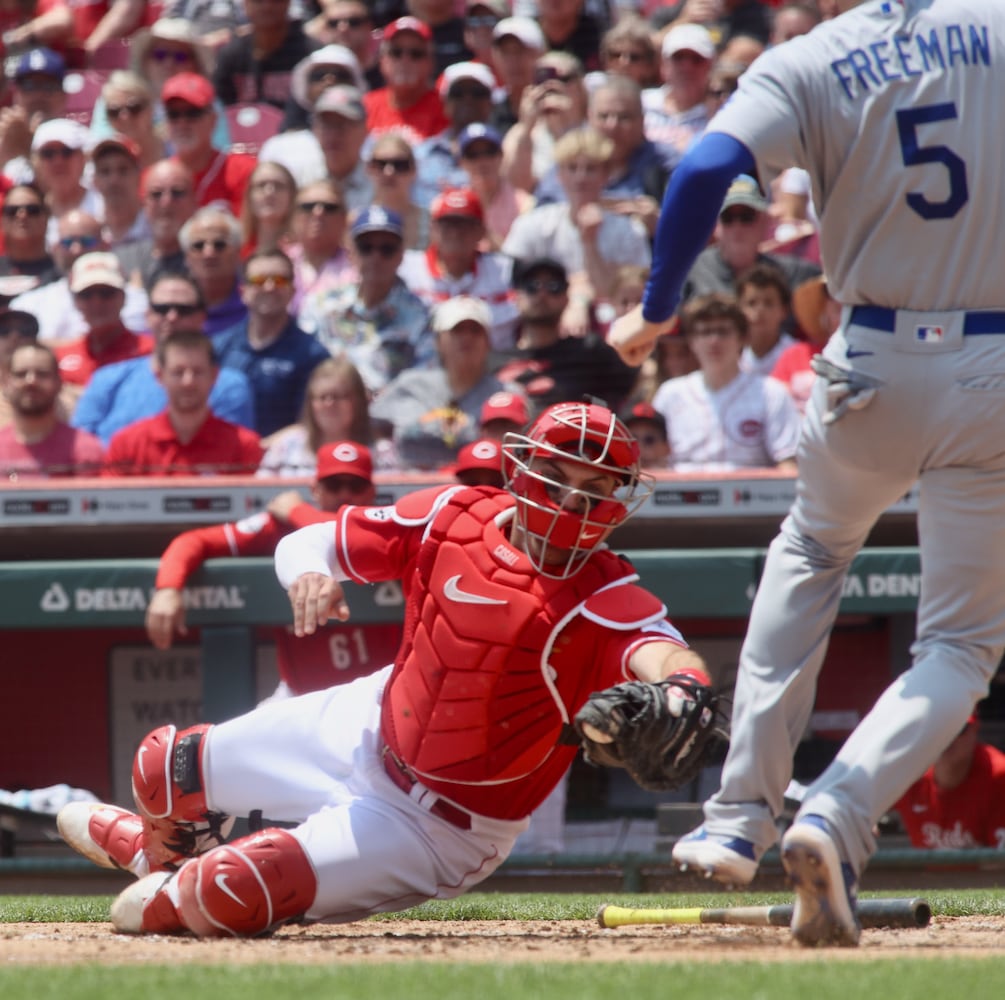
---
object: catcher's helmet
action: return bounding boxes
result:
[502,400,652,577]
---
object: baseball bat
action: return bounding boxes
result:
[597,897,931,930]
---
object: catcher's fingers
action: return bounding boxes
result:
[289,572,349,636]
[145,588,186,650]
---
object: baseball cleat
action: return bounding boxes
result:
[57,803,149,878]
[782,816,860,947]
[111,871,182,934]
[671,826,759,887]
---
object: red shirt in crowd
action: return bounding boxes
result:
[104,411,262,476]
[0,422,105,478]
[184,150,258,218]
[363,87,449,144]
[55,329,154,387]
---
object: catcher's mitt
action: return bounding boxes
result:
[572,673,723,792]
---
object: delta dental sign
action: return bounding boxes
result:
[40,583,247,614]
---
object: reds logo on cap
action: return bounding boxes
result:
[472,441,499,461]
[332,443,359,462]
[431,188,483,222]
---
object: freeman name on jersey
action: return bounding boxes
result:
[831,22,990,100]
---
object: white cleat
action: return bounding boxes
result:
[110,872,175,934]
[57,803,149,877]
[671,826,759,887]
[782,819,860,948]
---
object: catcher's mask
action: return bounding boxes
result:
[502,401,653,578]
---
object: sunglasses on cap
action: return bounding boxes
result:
[307,66,356,85]
[387,46,427,61]
[150,301,203,316]
[245,272,293,288]
[720,207,759,226]
[355,240,399,258]
[165,106,208,122]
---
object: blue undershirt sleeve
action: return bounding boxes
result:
[641,133,757,324]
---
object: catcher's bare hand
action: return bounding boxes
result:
[288,571,349,636]
[146,588,186,650]
[608,304,671,367]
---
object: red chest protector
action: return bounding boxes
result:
[380,488,664,815]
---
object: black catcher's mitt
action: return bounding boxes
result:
[572,673,721,792]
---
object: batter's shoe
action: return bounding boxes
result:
[57,803,150,878]
[782,816,860,947]
[111,871,186,935]
[671,826,759,887]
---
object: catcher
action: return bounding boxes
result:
[58,400,721,937]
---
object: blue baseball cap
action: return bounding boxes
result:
[13,47,66,81]
[351,206,404,240]
[457,123,503,154]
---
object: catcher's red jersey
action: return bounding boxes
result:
[329,485,685,819]
[894,742,1005,850]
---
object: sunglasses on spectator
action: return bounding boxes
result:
[297,201,344,214]
[533,66,578,85]
[37,145,76,160]
[152,48,194,64]
[606,48,647,63]
[355,240,399,258]
[387,47,427,61]
[107,100,149,119]
[327,15,368,28]
[369,156,412,173]
[245,273,293,288]
[58,234,101,249]
[465,15,498,28]
[146,186,191,202]
[189,238,230,253]
[307,66,356,85]
[449,85,491,100]
[720,208,759,226]
[317,474,370,493]
[461,144,499,160]
[2,203,44,217]
[150,302,203,316]
[15,77,61,93]
[165,106,208,122]
[75,286,120,300]
[521,279,567,294]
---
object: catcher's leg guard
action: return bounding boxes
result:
[132,723,233,871]
[111,829,318,937]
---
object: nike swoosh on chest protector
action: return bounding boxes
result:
[443,574,509,605]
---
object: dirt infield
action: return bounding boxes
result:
[4,916,1005,965]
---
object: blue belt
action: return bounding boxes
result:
[850,305,1005,335]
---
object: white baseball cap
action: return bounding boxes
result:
[291,45,365,109]
[31,117,89,153]
[69,252,125,293]
[432,296,492,333]
[662,24,716,61]
[492,16,546,52]
[438,61,496,98]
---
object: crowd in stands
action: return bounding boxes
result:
[0,0,839,482]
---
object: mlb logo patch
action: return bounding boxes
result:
[915,325,944,343]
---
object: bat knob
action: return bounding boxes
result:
[582,723,615,744]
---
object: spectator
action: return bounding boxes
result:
[213,0,320,109]
[414,60,496,204]
[606,263,650,325]
[652,0,771,47]
[90,73,167,171]
[280,43,365,132]
[462,0,507,75]
[494,256,639,416]
[457,123,532,252]
[362,132,428,251]
[536,0,603,72]
[409,0,473,76]
[305,0,381,90]
[596,16,659,90]
[654,327,699,382]
[451,436,504,487]
[104,328,262,476]
[650,292,800,472]
[115,159,198,292]
[240,160,296,257]
[54,252,154,391]
[894,715,1005,851]
[257,356,378,477]
[0,339,104,478]
[478,388,528,440]
[0,182,59,286]
[487,16,546,135]
[399,187,519,351]
[163,73,257,217]
[303,206,433,395]
[363,16,448,145]
[147,440,400,700]
[503,127,651,322]
[642,24,713,159]
[370,295,519,470]
[11,209,148,345]
[769,3,820,47]
[30,118,102,246]
[0,308,41,431]
[90,134,150,248]
[160,0,248,53]
[717,31,765,72]
[736,262,797,376]
[501,50,587,195]
[71,271,256,445]
[215,248,331,437]
[0,48,67,176]
[180,206,248,337]
[620,400,670,469]
[683,174,820,314]
[287,178,358,331]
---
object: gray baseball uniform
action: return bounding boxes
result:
[698,0,1005,876]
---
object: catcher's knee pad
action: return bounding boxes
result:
[174,828,317,937]
[132,724,233,871]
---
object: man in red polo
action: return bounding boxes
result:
[363,16,448,143]
[104,328,262,477]
[162,73,257,217]
[54,252,153,390]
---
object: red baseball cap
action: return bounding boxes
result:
[453,438,502,474]
[161,72,215,109]
[91,133,141,163]
[384,15,432,43]
[621,401,666,432]
[315,441,373,481]
[480,391,528,428]
[431,187,484,222]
